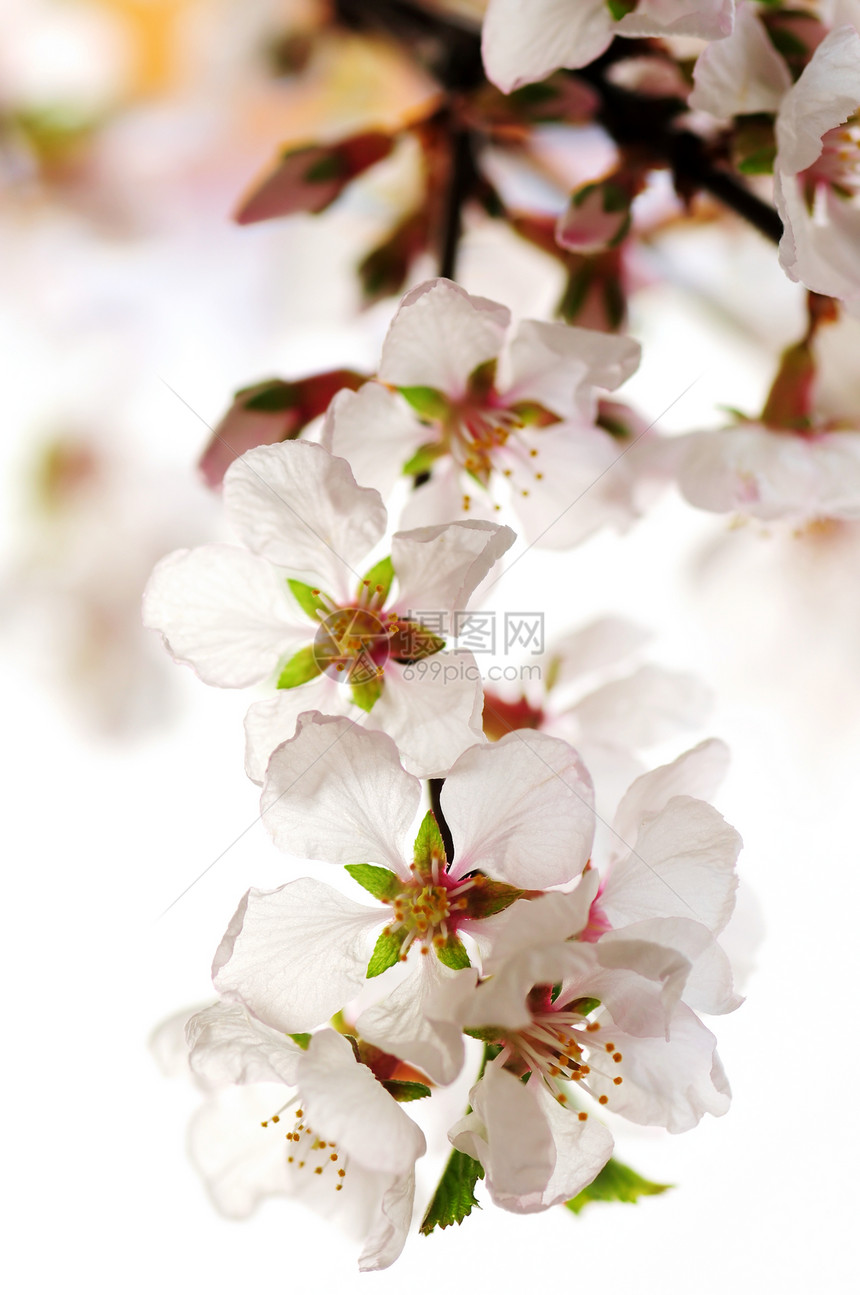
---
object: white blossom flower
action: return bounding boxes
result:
[689,0,792,119]
[212,712,596,1085]
[324,278,641,550]
[182,1005,426,1272]
[774,25,860,306]
[142,439,514,779]
[482,0,735,94]
[441,936,729,1211]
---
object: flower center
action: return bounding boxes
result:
[313,606,393,683]
[384,864,477,958]
[500,991,624,1110]
[809,114,860,199]
[262,1103,348,1192]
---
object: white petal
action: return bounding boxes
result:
[442,730,595,888]
[544,616,651,687]
[142,544,306,687]
[776,173,860,305]
[566,665,712,749]
[481,872,601,974]
[776,26,860,175]
[391,519,516,624]
[585,1005,731,1132]
[358,1172,416,1272]
[619,0,735,40]
[613,738,730,845]
[186,1001,303,1089]
[677,426,831,520]
[260,713,421,874]
[149,1005,202,1079]
[188,1084,295,1218]
[482,0,613,92]
[503,320,641,416]
[600,917,742,1015]
[450,1065,555,1208]
[212,878,383,1031]
[357,959,469,1085]
[689,1,790,118]
[244,677,348,785]
[604,795,741,935]
[369,656,486,780]
[324,383,430,500]
[528,1080,614,1208]
[396,458,481,530]
[378,278,509,398]
[297,1030,426,1175]
[223,441,386,602]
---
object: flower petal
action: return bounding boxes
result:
[482,0,612,92]
[142,544,306,687]
[599,917,742,1015]
[186,1001,303,1089]
[613,738,730,845]
[188,1084,296,1218]
[450,1064,556,1208]
[503,319,641,417]
[244,677,348,785]
[212,878,384,1031]
[776,25,860,175]
[391,519,516,624]
[324,383,430,501]
[442,730,595,888]
[527,1080,614,1208]
[689,1,790,118]
[357,959,469,1085]
[565,664,712,749]
[370,656,486,780]
[260,713,421,874]
[223,441,386,602]
[480,872,601,975]
[378,278,509,397]
[358,1171,416,1272]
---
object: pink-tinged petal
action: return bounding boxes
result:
[324,383,431,501]
[586,1004,731,1132]
[391,520,515,625]
[297,1031,426,1175]
[188,1084,296,1218]
[565,665,712,749]
[212,878,384,1031]
[677,426,831,520]
[590,939,692,1030]
[443,730,595,888]
[357,960,469,1085]
[234,132,394,225]
[501,421,636,550]
[528,1080,614,1208]
[243,677,348,785]
[482,0,613,92]
[370,656,485,780]
[461,943,599,1033]
[142,544,307,687]
[260,713,421,874]
[600,917,742,1015]
[776,26,860,175]
[613,738,730,845]
[186,1002,303,1089]
[223,441,386,602]
[776,174,860,304]
[481,872,601,974]
[689,1,790,118]
[378,279,509,398]
[358,1172,416,1273]
[503,320,641,417]
[618,0,734,40]
[450,1065,556,1208]
[604,795,741,935]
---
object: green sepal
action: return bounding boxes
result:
[276,645,322,689]
[565,1157,672,1215]
[287,579,330,621]
[344,863,404,902]
[402,442,445,477]
[569,996,601,1016]
[464,877,525,921]
[366,926,408,978]
[399,386,449,421]
[392,622,445,664]
[238,379,298,412]
[303,152,345,183]
[351,673,384,713]
[435,933,471,971]
[413,810,449,873]
[382,1080,432,1102]
[606,0,637,18]
[463,1026,504,1045]
[419,1148,484,1235]
[359,555,395,603]
[287,1032,312,1050]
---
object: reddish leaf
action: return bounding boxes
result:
[234,131,395,225]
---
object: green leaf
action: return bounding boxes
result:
[287,1033,312,1050]
[382,1079,432,1102]
[565,1157,672,1215]
[435,933,471,971]
[366,926,408,978]
[276,645,321,689]
[351,673,384,713]
[287,579,330,621]
[399,386,449,421]
[402,442,444,477]
[413,810,449,873]
[419,1149,484,1235]
[344,863,404,902]
[359,555,395,603]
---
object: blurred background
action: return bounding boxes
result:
[3,2,858,1291]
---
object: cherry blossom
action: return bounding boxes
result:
[325,278,642,549]
[482,0,735,94]
[212,712,596,1085]
[142,438,514,779]
[180,1005,426,1271]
